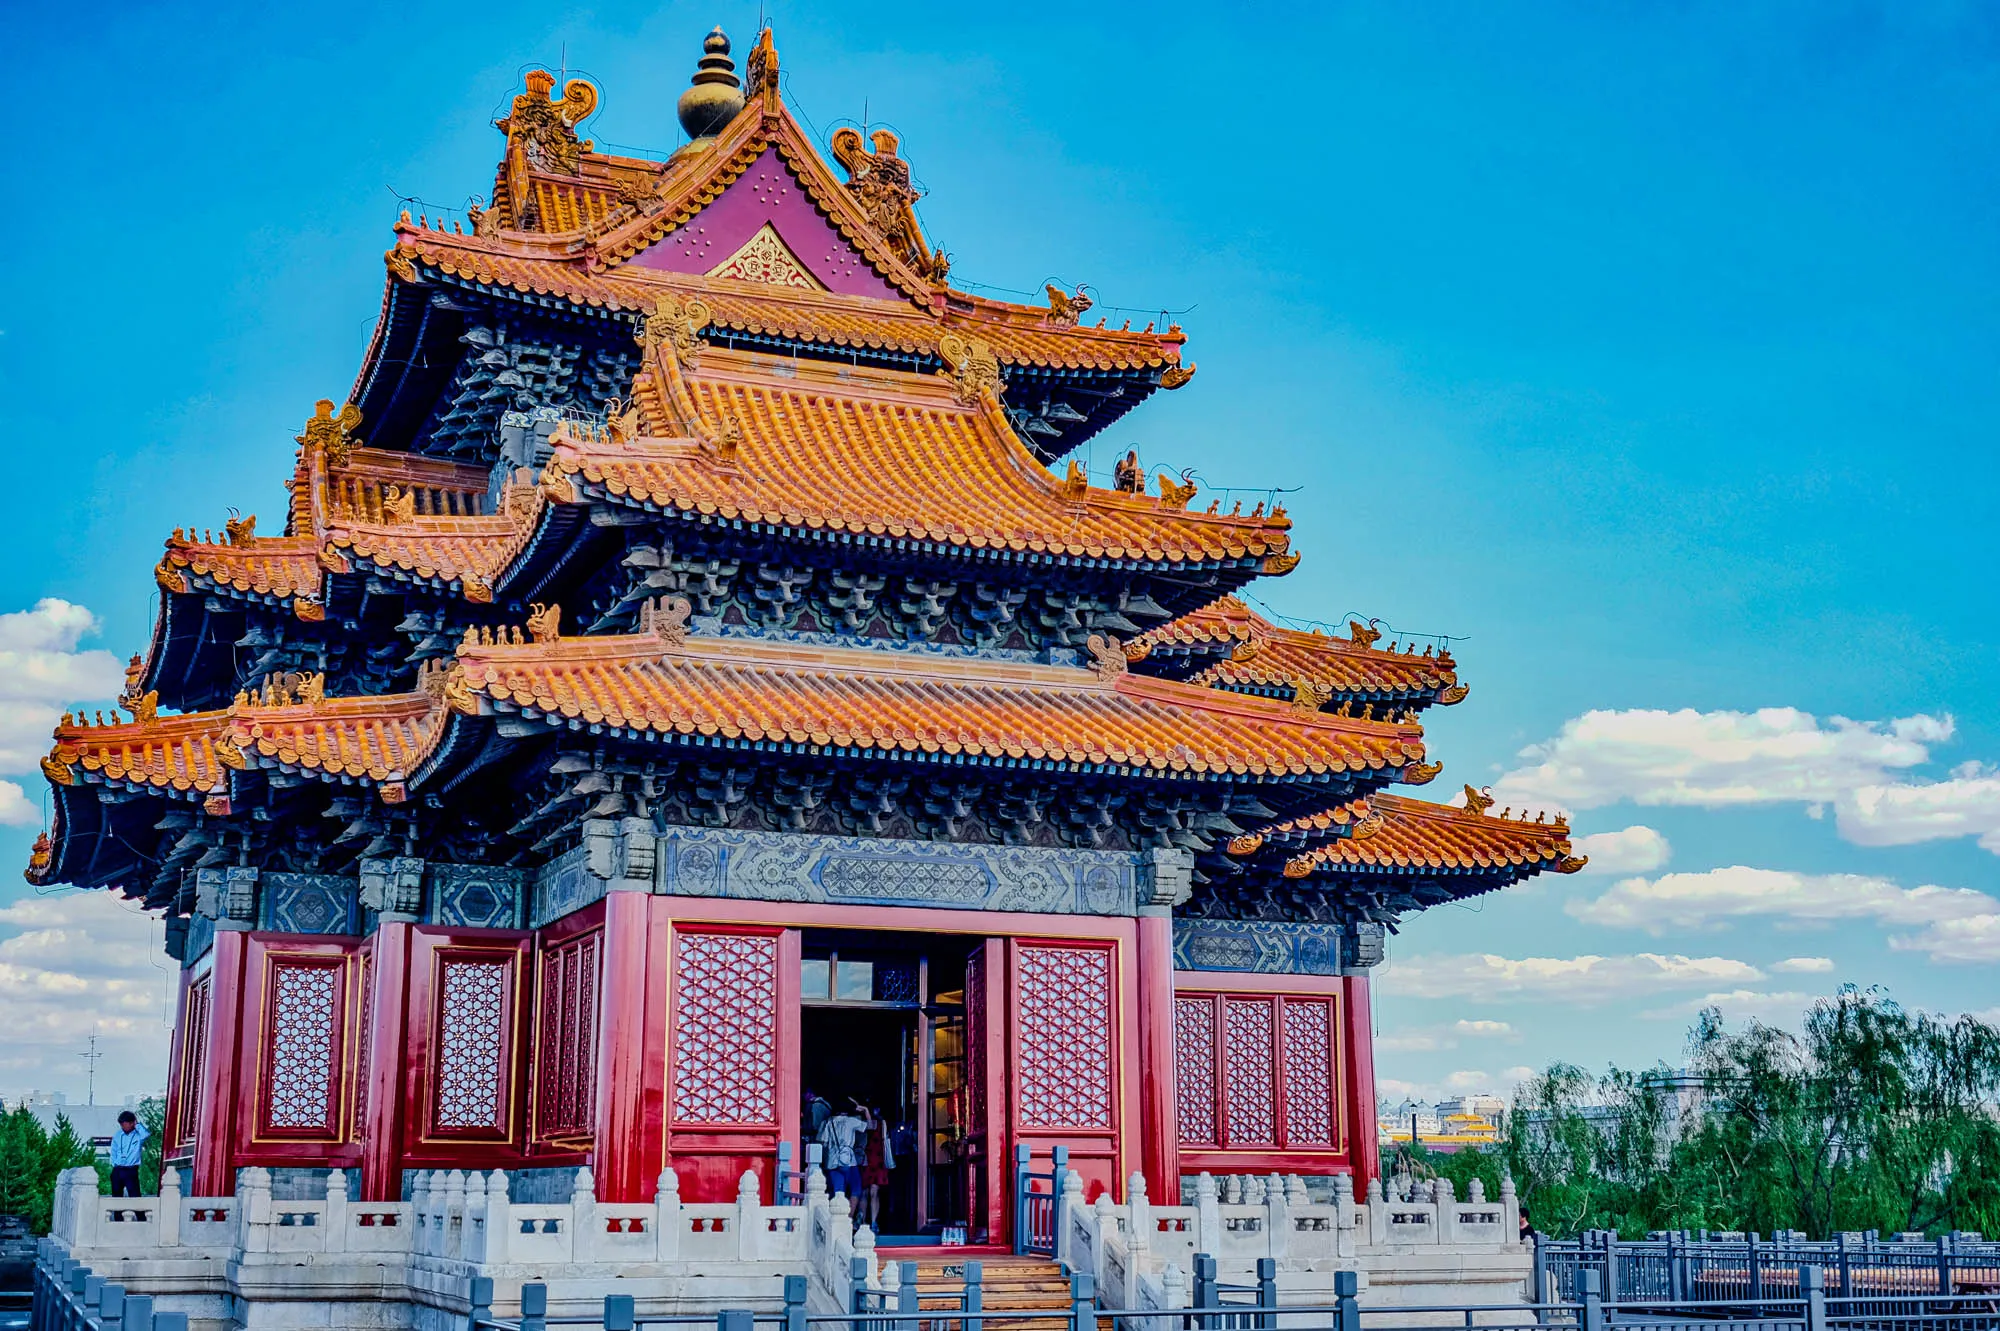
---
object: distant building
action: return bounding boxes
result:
[5,1092,161,1158]
[1377,1095,1502,1151]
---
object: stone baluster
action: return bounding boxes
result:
[1264,1172,1290,1264]
[1468,1178,1486,1204]
[1434,1177,1456,1246]
[1500,1175,1520,1245]
[1056,1169,1086,1268]
[852,1221,878,1290]
[1127,1172,1152,1262]
[736,1169,761,1261]
[1332,1173,1357,1259]
[572,1167,597,1262]
[325,1170,349,1254]
[654,1168,680,1261]
[1092,1193,1117,1283]
[486,1172,512,1264]
[410,1172,433,1255]
[158,1166,182,1247]
[239,1167,273,1254]
[464,1170,487,1262]
[1366,1177,1388,1247]
[444,1171,469,1260]
[1160,1262,1189,1311]
[1194,1172,1221,1258]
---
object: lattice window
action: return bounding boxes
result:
[1281,999,1336,1146]
[1015,944,1114,1130]
[536,933,601,1139]
[1175,996,1218,1146]
[433,960,511,1131]
[352,955,373,1132]
[263,962,341,1134]
[672,931,779,1124]
[175,977,212,1148]
[1222,998,1276,1145]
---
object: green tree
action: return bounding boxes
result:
[0,1103,94,1233]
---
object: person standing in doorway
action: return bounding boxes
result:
[109,1110,148,1197]
[818,1100,867,1201]
[860,1104,893,1229]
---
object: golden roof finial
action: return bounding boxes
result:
[679,27,745,144]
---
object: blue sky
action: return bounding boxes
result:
[2,1,1997,1102]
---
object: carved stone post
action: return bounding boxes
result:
[486,1171,512,1264]
[1332,1173,1357,1259]
[324,1169,349,1254]
[1056,1169,1086,1268]
[736,1169,761,1261]
[158,1166,182,1247]
[654,1168,681,1262]
[1265,1172,1290,1264]
[1127,1171,1152,1262]
[1435,1176,1456,1246]
[1366,1178,1388,1248]
[1194,1172,1221,1259]
[239,1167,272,1254]
[1501,1176,1521,1247]
[571,1167,597,1262]
[444,1170,468,1261]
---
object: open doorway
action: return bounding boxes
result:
[798,936,972,1243]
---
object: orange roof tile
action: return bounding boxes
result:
[1135,598,1463,704]
[159,534,321,602]
[400,229,1183,373]
[1263,793,1582,877]
[550,348,1292,567]
[39,689,446,797]
[454,628,1425,781]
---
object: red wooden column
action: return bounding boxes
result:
[191,928,249,1196]
[592,890,661,1201]
[358,921,414,1202]
[1343,972,1379,1197]
[1135,913,1180,1201]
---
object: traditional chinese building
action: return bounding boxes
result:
[27,27,1582,1244]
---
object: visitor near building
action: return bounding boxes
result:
[108,1111,147,1197]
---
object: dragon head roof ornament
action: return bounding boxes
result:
[830,126,931,273]
[499,69,599,176]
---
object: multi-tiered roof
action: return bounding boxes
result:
[29,27,1582,925]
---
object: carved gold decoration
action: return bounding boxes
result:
[927,250,952,284]
[120,653,147,706]
[317,545,351,574]
[1159,362,1197,390]
[527,603,562,643]
[461,576,494,604]
[642,594,693,647]
[296,673,326,707]
[1558,855,1589,874]
[385,245,418,282]
[443,667,480,716]
[293,597,326,623]
[1123,638,1152,664]
[1085,633,1127,683]
[1231,640,1263,663]
[381,485,417,524]
[1347,619,1382,648]
[1439,683,1469,705]
[707,223,825,289]
[378,781,409,805]
[418,658,452,700]
[27,831,53,879]
[1290,678,1333,715]
[38,754,72,786]
[127,691,159,724]
[224,513,256,546]
[604,397,643,445]
[936,334,1001,404]
[1045,284,1093,327]
[1061,460,1088,498]
[1350,813,1386,841]
[1404,760,1442,785]
[1226,833,1264,857]
[637,293,713,365]
[155,559,189,594]
[214,737,248,771]
[1262,552,1301,574]
[1113,450,1143,493]
[1157,471,1198,509]
[712,415,744,465]
[498,70,599,176]
[830,126,927,269]
[299,399,365,467]
[1282,855,1313,879]
[1461,784,1495,816]
[745,27,780,100]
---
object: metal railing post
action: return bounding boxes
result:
[1749,1233,1763,1313]
[1580,1269,1604,1331]
[964,1261,984,1331]
[719,1311,754,1331]
[1601,1236,1619,1305]
[467,1276,494,1331]
[121,1295,153,1331]
[152,1315,187,1331]
[1335,1271,1360,1331]
[1802,1263,1826,1331]
[520,1282,548,1331]
[1256,1257,1277,1330]
[851,1256,873,1315]
[1013,1145,1031,1253]
[1532,1233,1548,1322]
[603,1294,635,1331]
[1069,1270,1095,1331]
[777,1142,795,1205]
[1193,1253,1217,1331]
[1835,1232,1851,1299]
[98,1284,124,1331]
[784,1274,808,1331]
[1937,1234,1953,1295]
[896,1260,920,1331]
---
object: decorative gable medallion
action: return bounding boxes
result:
[706,223,825,290]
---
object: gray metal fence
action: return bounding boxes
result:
[30,1243,188,1331]
[1537,1232,2000,1308]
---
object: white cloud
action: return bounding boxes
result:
[1569,866,1996,934]
[1376,1018,1517,1053]
[1379,951,1762,1002]
[1642,989,1817,1024]
[1839,767,2000,853]
[1572,825,1672,874]
[1891,914,2000,965]
[0,599,126,776]
[1453,1019,1516,1037]
[0,780,39,827]
[1376,1067,1537,1104]
[0,892,172,1098]
[1771,956,1835,974]
[1493,707,1947,812]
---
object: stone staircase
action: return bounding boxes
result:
[907,1255,1074,1328]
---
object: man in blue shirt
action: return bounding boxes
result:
[109,1111,148,1197]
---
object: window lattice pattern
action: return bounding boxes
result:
[1222,998,1276,1145]
[537,933,601,1138]
[1015,945,1114,1130]
[352,955,373,1131]
[1175,996,1218,1145]
[1281,999,1335,1146]
[673,932,779,1124]
[433,961,510,1130]
[176,977,212,1147]
[264,964,341,1132]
